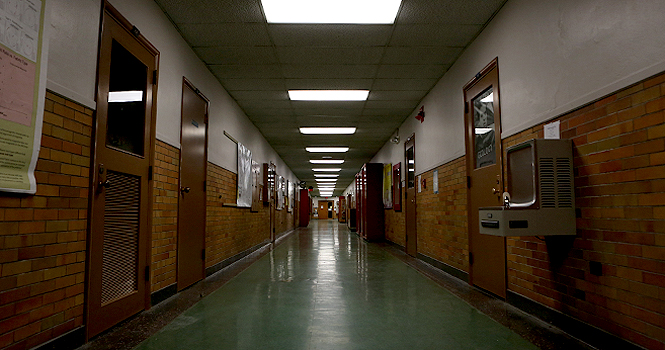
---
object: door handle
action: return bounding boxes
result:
[492,187,500,195]
[98,180,110,189]
[181,186,191,194]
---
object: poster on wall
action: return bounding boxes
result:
[287,180,293,212]
[236,142,252,208]
[383,163,392,208]
[276,175,284,210]
[0,0,48,194]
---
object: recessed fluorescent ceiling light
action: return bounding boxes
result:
[316,179,337,182]
[310,160,344,164]
[262,0,401,24]
[289,90,369,101]
[313,168,341,172]
[306,147,349,153]
[314,174,339,178]
[108,91,143,103]
[300,127,357,135]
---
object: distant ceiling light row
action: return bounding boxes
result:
[262,0,402,24]
[310,160,344,164]
[306,147,349,153]
[314,174,339,178]
[288,90,369,101]
[313,168,341,172]
[299,127,356,135]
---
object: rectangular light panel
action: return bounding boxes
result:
[314,174,339,178]
[289,90,369,101]
[108,91,143,103]
[300,127,357,135]
[262,0,402,24]
[310,160,344,164]
[313,168,342,172]
[306,147,349,153]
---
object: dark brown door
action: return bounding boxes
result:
[463,58,506,298]
[318,201,327,219]
[177,79,208,291]
[405,135,417,256]
[87,4,158,339]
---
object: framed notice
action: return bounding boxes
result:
[236,142,252,208]
[0,0,48,193]
[383,163,392,208]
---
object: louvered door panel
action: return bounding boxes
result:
[101,171,140,305]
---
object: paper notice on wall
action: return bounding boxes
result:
[0,0,46,194]
[433,170,438,194]
[417,175,421,193]
[236,143,252,208]
[544,120,560,139]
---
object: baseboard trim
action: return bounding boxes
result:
[150,283,177,306]
[205,240,270,277]
[33,326,85,350]
[507,290,646,350]
[417,253,469,283]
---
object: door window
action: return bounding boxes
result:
[107,40,148,156]
[472,87,496,169]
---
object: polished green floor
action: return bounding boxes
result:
[134,221,538,350]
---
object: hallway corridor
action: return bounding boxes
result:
[90,220,580,350]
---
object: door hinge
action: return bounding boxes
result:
[148,165,153,181]
[464,101,469,114]
[152,70,158,85]
[466,176,471,188]
[469,252,474,265]
[201,249,206,260]
[145,266,150,281]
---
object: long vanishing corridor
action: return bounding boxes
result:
[131,221,542,350]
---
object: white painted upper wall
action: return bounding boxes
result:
[372,0,665,175]
[45,0,298,184]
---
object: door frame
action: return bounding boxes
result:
[404,134,417,256]
[85,1,159,339]
[463,58,507,298]
[176,77,209,291]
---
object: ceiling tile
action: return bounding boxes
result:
[284,79,373,90]
[376,65,448,79]
[364,100,420,110]
[382,47,463,65]
[209,65,283,79]
[368,90,429,101]
[276,47,385,65]
[242,107,295,116]
[294,107,363,116]
[195,47,277,65]
[371,78,438,91]
[229,90,288,100]
[282,65,378,79]
[155,0,265,24]
[397,0,506,24]
[220,78,286,91]
[361,108,414,116]
[236,99,292,109]
[269,24,392,47]
[390,24,482,47]
[179,23,271,46]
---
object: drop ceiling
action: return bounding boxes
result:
[154,0,507,196]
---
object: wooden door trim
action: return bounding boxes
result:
[177,78,209,290]
[463,58,507,298]
[86,2,159,339]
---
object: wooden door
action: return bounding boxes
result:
[268,163,276,241]
[177,79,208,291]
[87,3,158,339]
[463,58,506,298]
[405,135,417,256]
[318,201,328,219]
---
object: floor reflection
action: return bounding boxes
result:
[134,220,539,350]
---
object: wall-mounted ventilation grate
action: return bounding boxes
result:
[539,157,556,208]
[101,170,140,305]
[556,157,573,208]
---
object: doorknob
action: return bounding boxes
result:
[98,180,110,189]
[492,187,500,195]
[181,186,191,194]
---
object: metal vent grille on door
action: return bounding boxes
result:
[539,158,556,208]
[101,170,140,305]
